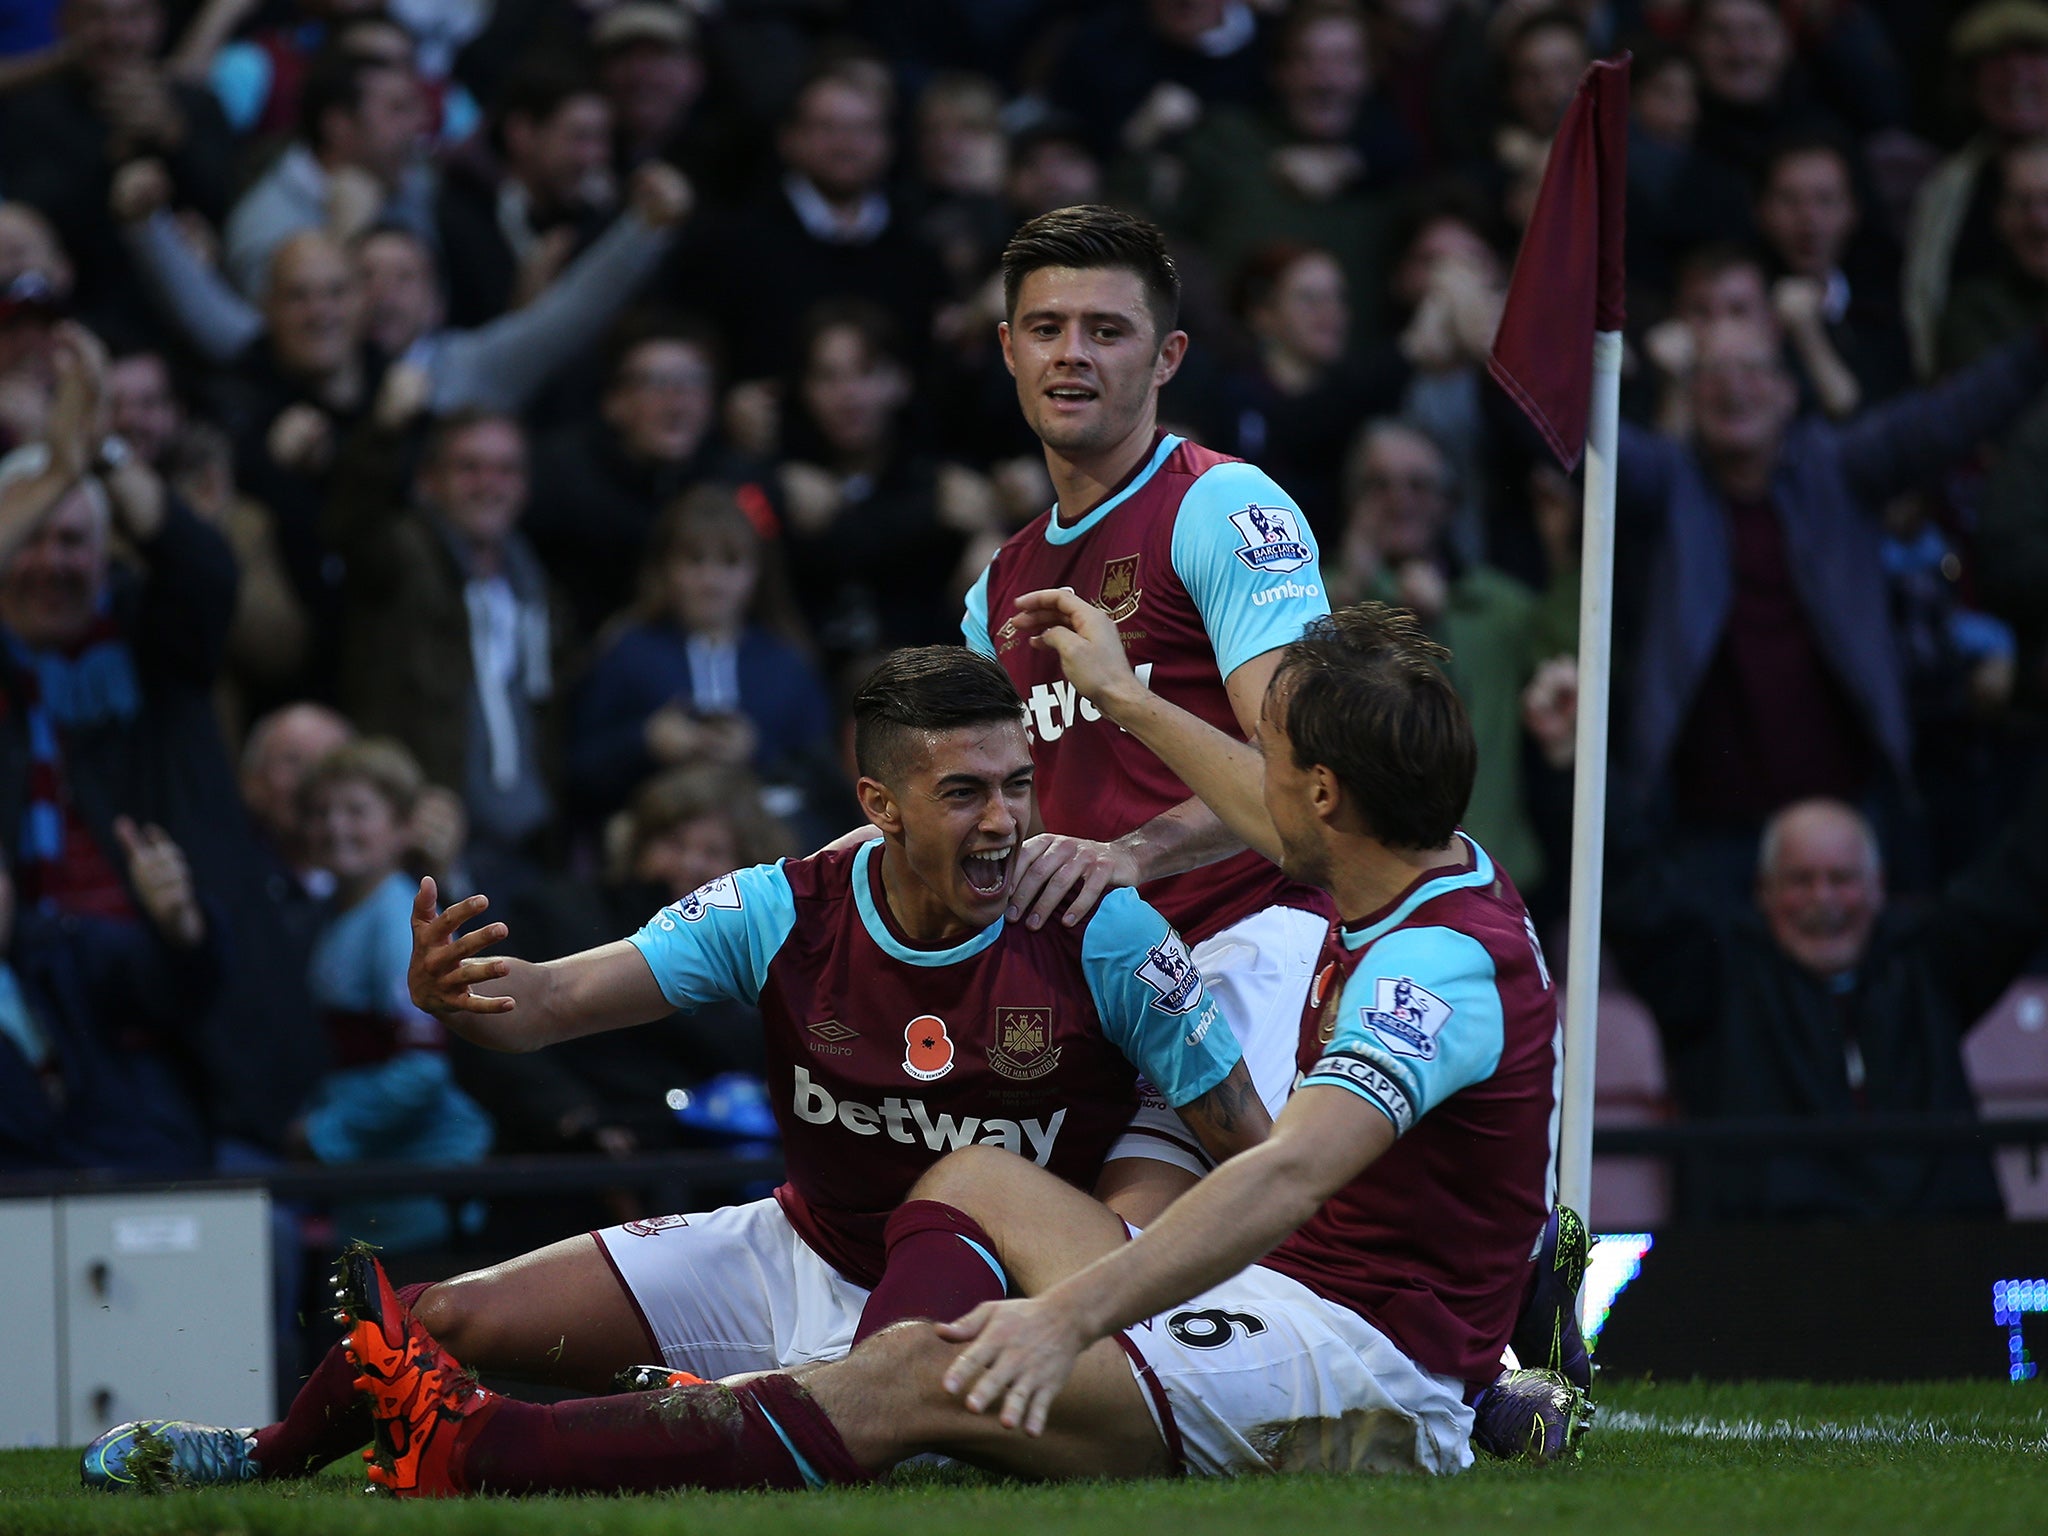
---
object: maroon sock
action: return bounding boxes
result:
[252,1280,433,1478]
[852,1200,1008,1346]
[457,1373,871,1494]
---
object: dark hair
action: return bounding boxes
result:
[602,309,722,389]
[1673,238,1767,293]
[1231,241,1335,322]
[1269,604,1475,850]
[1756,130,1855,199]
[1274,0,1368,62]
[424,408,522,471]
[492,59,604,151]
[1502,6,1590,66]
[1001,204,1181,338]
[852,646,1024,784]
[301,50,402,150]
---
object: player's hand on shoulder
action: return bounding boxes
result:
[1007,833,1140,931]
[940,1295,1090,1436]
[408,876,513,1019]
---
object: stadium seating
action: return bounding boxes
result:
[1590,987,1674,1229]
[1963,980,2048,1220]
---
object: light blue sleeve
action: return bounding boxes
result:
[1302,926,1505,1134]
[1169,461,1332,682]
[625,862,799,1009]
[1080,887,1242,1107]
[962,563,995,658]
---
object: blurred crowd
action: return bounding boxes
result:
[2,0,2047,1236]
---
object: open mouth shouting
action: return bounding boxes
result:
[961,843,1015,899]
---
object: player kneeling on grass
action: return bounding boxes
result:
[80,646,1272,1492]
[300,602,1587,1496]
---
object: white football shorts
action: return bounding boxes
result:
[1117,1260,1474,1477]
[1110,902,1329,1174]
[593,1197,870,1379]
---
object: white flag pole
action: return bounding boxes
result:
[1557,330,1623,1221]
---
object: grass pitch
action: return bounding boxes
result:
[2,1379,2043,1536]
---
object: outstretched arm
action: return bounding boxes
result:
[408,877,670,1053]
[941,1084,1390,1433]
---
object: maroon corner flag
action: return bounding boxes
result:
[1487,55,1630,472]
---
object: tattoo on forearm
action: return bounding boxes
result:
[1192,1067,1262,1137]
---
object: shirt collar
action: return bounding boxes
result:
[783,174,890,245]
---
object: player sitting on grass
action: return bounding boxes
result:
[81,645,1269,1491]
[309,601,1588,1497]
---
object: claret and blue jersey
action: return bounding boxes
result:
[627,840,1245,1287]
[962,432,1332,944]
[1261,835,1564,1392]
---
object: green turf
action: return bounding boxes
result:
[4,1379,2044,1536]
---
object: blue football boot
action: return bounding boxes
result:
[1470,1368,1595,1464]
[81,1419,259,1491]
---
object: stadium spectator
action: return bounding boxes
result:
[1137,0,1412,345]
[295,738,492,1252]
[669,55,949,384]
[435,60,617,328]
[1613,316,2048,904]
[1365,0,1493,170]
[779,301,988,676]
[0,0,237,341]
[327,398,559,898]
[1753,135,1912,411]
[0,807,218,1176]
[567,485,838,835]
[105,346,308,725]
[0,205,79,455]
[1902,0,2048,377]
[1937,138,2048,371]
[588,2,713,182]
[222,48,433,299]
[1687,0,1860,187]
[1177,241,1406,542]
[1039,0,1272,162]
[526,315,747,643]
[122,158,690,417]
[908,71,1012,300]
[1605,778,2048,1221]
[241,701,356,888]
[1328,419,1567,897]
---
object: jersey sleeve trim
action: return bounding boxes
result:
[1168,460,1331,681]
[1324,923,1506,1129]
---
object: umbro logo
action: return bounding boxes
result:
[808,1020,858,1058]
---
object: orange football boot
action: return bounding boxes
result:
[333,1245,499,1497]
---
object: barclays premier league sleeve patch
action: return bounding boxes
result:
[658,873,744,928]
[1228,503,1313,573]
[1359,976,1452,1062]
[1134,932,1204,1015]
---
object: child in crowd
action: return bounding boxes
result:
[296,738,491,1252]
[568,485,840,840]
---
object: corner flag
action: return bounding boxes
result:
[1486,55,1631,1225]
[1487,55,1631,471]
